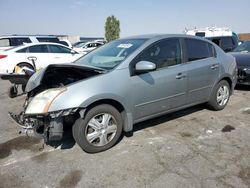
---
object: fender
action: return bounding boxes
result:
[79,94,134,132]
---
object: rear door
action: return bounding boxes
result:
[131,38,188,120]
[184,39,219,104]
[26,44,53,69]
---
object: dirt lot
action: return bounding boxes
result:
[0,80,250,188]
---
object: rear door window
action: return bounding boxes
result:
[28,45,49,53]
[0,38,11,47]
[185,39,212,61]
[48,45,71,53]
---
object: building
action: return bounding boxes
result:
[238,33,250,41]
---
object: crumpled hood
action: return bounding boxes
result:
[25,63,105,93]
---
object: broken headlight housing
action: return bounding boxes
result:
[25,88,67,115]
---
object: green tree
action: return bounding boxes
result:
[105,15,120,42]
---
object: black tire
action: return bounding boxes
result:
[72,104,123,153]
[8,86,18,98]
[21,84,26,93]
[207,80,230,111]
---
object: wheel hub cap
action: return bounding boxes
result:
[85,113,118,147]
[217,85,229,106]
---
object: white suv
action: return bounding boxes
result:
[0,35,61,51]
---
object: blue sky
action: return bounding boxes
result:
[0,0,250,37]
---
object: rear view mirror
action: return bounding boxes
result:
[135,61,156,74]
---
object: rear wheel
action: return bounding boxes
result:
[72,104,123,153]
[208,80,230,111]
[15,63,34,74]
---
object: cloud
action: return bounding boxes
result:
[70,1,84,9]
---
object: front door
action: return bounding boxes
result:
[130,38,188,121]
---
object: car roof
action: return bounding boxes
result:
[122,34,213,43]
[0,35,59,38]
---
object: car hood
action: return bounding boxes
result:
[229,52,250,68]
[25,63,106,93]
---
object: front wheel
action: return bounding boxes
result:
[72,104,123,153]
[208,80,230,111]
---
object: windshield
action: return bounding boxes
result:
[233,41,250,52]
[74,39,146,70]
[74,42,87,48]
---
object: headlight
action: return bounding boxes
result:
[243,68,250,71]
[25,88,66,114]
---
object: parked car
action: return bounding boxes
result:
[72,41,87,47]
[0,42,82,74]
[73,41,104,54]
[185,27,239,52]
[229,41,250,85]
[206,36,238,52]
[57,39,72,48]
[0,35,62,51]
[11,34,237,153]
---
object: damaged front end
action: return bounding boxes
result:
[10,108,79,142]
[9,63,104,142]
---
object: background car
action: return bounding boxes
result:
[14,34,237,153]
[57,39,72,48]
[0,35,63,51]
[73,41,104,54]
[206,36,238,52]
[229,41,250,85]
[0,42,82,74]
[185,27,239,52]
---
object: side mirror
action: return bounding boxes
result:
[135,61,156,74]
[71,50,77,54]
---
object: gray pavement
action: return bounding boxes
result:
[0,80,250,188]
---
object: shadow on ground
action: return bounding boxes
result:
[125,104,205,137]
[235,85,250,91]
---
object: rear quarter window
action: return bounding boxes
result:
[11,38,32,46]
[16,47,29,53]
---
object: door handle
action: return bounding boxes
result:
[27,56,37,61]
[210,64,219,69]
[176,73,187,79]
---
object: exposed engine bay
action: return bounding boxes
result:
[10,64,104,142]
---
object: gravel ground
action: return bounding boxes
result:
[0,80,250,188]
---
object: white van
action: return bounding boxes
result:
[185,27,239,52]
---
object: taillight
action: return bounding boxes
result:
[0,55,7,59]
